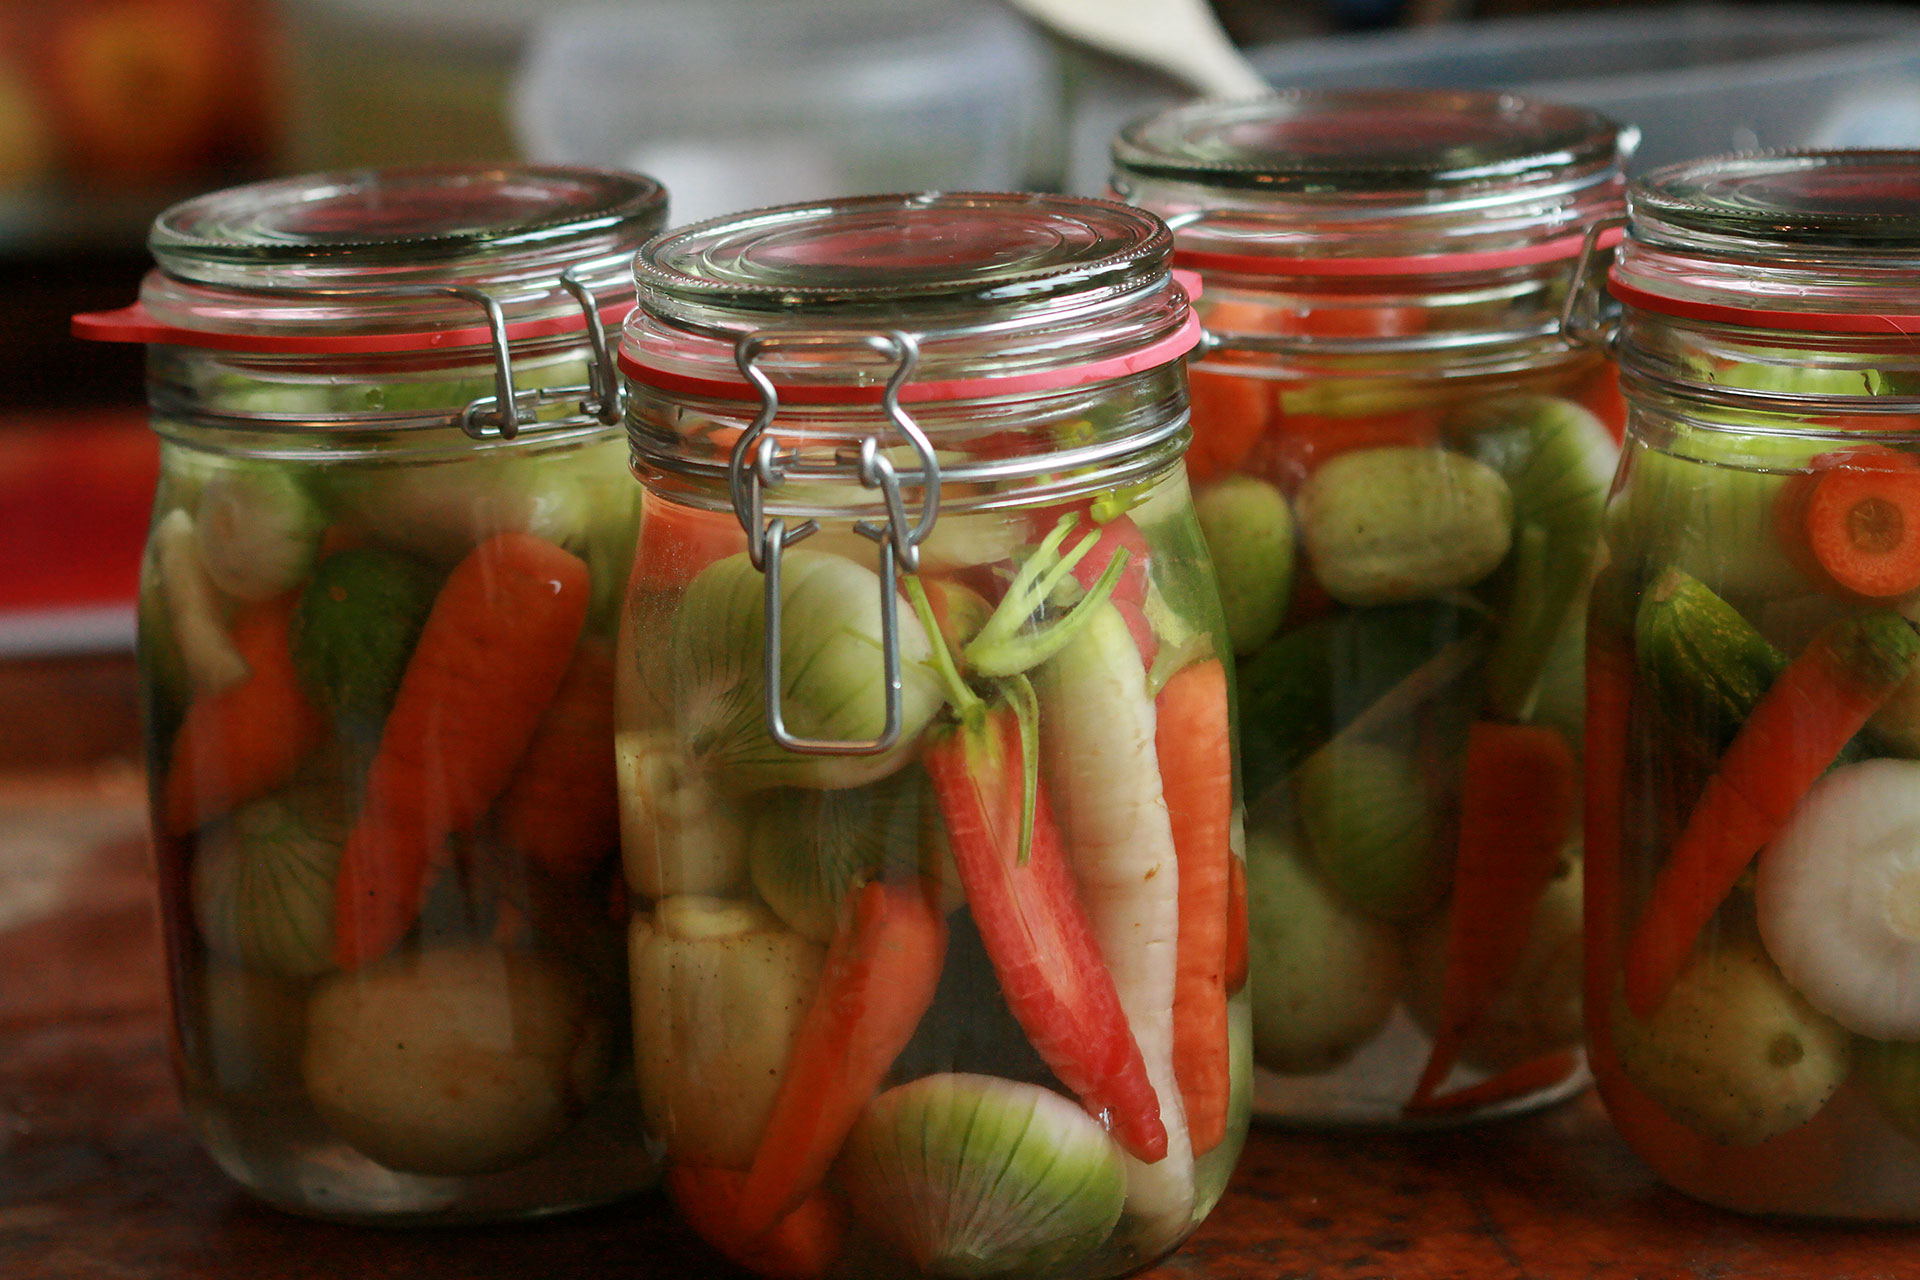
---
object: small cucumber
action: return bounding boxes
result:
[292,549,443,747]
[1635,568,1788,758]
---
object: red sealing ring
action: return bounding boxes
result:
[71,299,636,354]
[619,308,1203,405]
[1609,270,1920,337]
[1175,226,1623,278]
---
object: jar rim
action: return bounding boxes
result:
[1631,150,1920,254]
[633,191,1170,313]
[1110,89,1621,194]
[151,165,668,279]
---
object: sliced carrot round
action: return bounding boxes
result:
[1804,456,1920,597]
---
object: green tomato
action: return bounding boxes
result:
[1244,823,1401,1074]
[1194,474,1294,656]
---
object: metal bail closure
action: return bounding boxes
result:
[727,328,942,757]
[457,269,626,440]
[1559,216,1628,355]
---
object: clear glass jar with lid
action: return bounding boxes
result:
[74,165,668,1222]
[1590,150,1920,1217]
[1109,90,1630,1126]
[615,191,1247,1278]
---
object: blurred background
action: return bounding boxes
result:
[7,0,1920,743]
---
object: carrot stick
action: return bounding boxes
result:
[331,532,590,969]
[924,701,1167,1163]
[162,593,325,835]
[1622,610,1920,1019]
[1154,657,1233,1157]
[492,639,618,884]
[1407,721,1577,1109]
[1402,1049,1580,1117]
[668,1166,845,1280]
[734,880,946,1240]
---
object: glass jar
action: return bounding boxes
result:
[1110,90,1630,1126]
[74,165,669,1222]
[1591,150,1920,1218]
[615,191,1248,1278]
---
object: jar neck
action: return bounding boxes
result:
[1121,169,1623,376]
[627,363,1191,519]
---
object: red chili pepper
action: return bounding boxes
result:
[923,699,1168,1162]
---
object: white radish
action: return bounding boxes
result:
[153,508,249,694]
[1038,600,1195,1248]
[1757,757,1920,1038]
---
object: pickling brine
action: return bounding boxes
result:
[617,191,1248,1278]
[1591,150,1920,1218]
[83,165,669,1221]
[1111,90,1629,1125]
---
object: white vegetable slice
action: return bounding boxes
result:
[1757,757,1920,1038]
[153,508,249,694]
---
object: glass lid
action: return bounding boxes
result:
[150,165,669,290]
[635,191,1171,315]
[1631,151,1920,254]
[1111,89,1619,193]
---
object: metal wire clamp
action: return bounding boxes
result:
[727,328,941,757]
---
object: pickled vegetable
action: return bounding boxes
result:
[1295,447,1513,607]
[1244,823,1400,1073]
[1756,758,1920,1039]
[190,782,348,979]
[1193,475,1293,655]
[668,551,941,791]
[629,896,825,1169]
[838,1074,1127,1279]
[291,549,441,750]
[1293,740,1443,922]
[1611,939,1851,1146]
[304,944,610,1176]
[195,462,325,602]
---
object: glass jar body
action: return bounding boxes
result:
[1182,297,1614,1127]
[1591,328,1920,1219]
[614,368,1252,1279]
[141,343,652,1223]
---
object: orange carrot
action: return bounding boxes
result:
[1407,721,1577,1109]
[1773,445,1920,597]
[635,494,742,592]
[1573,362,1628,444]
[734,879,947,1239]
[1804,450,1920,597]
[331,532,590,969]
[1622,610,1920,1019]
[162,593,325,835]
[1185,367,1272,484]
[1153,657,1234,1157]
[1402,1050,1579,1118]
[668,1166,845,1280]
[492,639,618,884]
